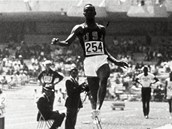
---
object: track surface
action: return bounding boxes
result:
[2,85,172,129]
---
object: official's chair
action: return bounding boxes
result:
[37,111,53,129]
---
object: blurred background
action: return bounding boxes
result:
[0,0,172,102]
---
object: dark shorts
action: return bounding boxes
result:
[141,87,151,102]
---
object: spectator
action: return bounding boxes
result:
[36,87,65,129]
[0,76,7,90]
[8,76,16,89]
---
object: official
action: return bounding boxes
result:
[65,68,89,129]
[36,87,65,129]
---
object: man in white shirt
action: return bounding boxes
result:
[135,66,158,119]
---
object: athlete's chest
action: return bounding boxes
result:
[77,25,105,56]
[140,76,152,82]
[42,72,54,81]
[81,28,103,42]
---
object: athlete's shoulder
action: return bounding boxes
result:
[73,23,84,29]
[137,73,144,77]
[96,23,105,30]
[72,23,84,34]
[148,72,155,77]
[97,23,105,28]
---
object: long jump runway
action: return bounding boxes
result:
[3,85,172,129]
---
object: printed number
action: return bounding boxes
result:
[85,42,103,54]
[92,42,97,52]
[98,42,103,51]
[44,76,52,83]
[86,43,91,53]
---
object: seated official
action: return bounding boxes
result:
[36,87,65,129]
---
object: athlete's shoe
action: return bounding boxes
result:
[91,110,100,124]
[91,110,100,119]
[93,118,99,124]
[169,115,172,119]
[145,115,149,119]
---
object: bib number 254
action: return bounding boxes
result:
[85,41,104,56]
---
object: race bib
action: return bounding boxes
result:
[43,76,53,83]
[84,41,105,56]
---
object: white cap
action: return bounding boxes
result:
[44,60,52,65]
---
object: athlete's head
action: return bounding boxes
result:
[83,4,96,19]
[44,60,52,71]
[143,66,148,74]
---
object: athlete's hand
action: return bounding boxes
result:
[117,61,129,68]
[51,38,59,45]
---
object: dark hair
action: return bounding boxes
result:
[143,66,148,76]
[70,68,78,74]
[83,4,95,12]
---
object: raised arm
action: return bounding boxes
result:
[51,25,81,47]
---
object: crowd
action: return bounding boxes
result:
[0,37,172,98]
[0,39,85,90]
[111,37,172,65]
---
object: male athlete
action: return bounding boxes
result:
[135,66,158,119]
[51,4,128,120]
[38,60,64,110]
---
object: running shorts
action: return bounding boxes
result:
[83,55,108,77]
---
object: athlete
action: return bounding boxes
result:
[51,4,128,120]
[38,60,64,110]
[135,66,158,119]
[165,72,172,119]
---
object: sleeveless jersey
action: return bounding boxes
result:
[76,23,106,57]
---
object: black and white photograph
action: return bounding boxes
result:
[0,0,172,129]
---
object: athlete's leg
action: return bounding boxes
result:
[169,99,172,118]
[146,88,151,116]
[141,88,146,116]
[169,99,172,113]
[142,101,146,116]
[96,64,110,110]
[87,77,99,110]
[146,100,150,116]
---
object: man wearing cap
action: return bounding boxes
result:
[38,60,64,110]
[65,68,88,129]
[37,87,65,129]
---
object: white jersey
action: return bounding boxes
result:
[137,73,155,88]
[166,78,172,99]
